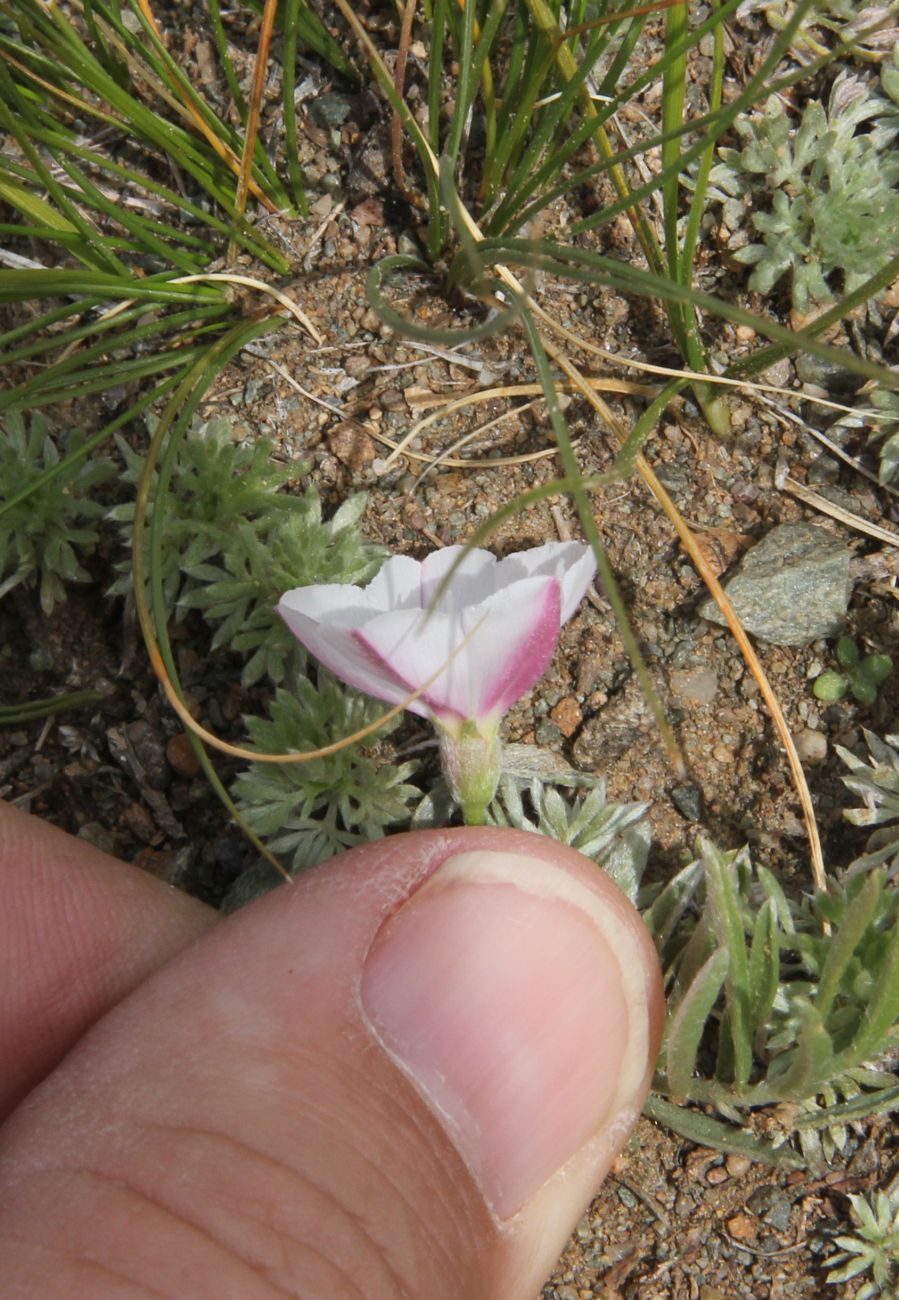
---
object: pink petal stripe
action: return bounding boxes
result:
[475,578,562,718]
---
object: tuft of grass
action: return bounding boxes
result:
[838,730,899,879]
[488,774,651,904]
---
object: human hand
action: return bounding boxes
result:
[0,801,662,1299]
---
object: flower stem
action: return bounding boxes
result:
[437,721,502,825]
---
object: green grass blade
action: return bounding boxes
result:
[282,0,309,213]
[749,898,781,1033]
[817,873,883,1021]
[644,1095,804,1167]
[701,840,753,1088]
[208,0,247,117]
[0,689,105,724]
[665,946,730,1101]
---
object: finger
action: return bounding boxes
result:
[0,799,216,1119]
[0,826,663,1300]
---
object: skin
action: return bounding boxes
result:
[0,800,664,1300]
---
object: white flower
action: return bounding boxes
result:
[278,542,596,824]
[278,542,596,732]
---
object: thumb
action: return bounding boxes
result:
[0,826,662,1300]
[359,828,663,1297]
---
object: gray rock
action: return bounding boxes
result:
[698,523,850,646]
[671,782,704,821]
[670,666,719,706]
[309,93,351,128]
[794,353,862,394]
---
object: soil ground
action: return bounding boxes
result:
[2,3,898,1295]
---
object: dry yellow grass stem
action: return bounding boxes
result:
[780,474,899,547]
[170,273,323,344]
[381,377,655,471]
[299,0,829,887]
[536,317,827,893]
[233,0,278,221]
[133,0,277,212]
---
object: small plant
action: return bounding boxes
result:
[232,672,421,874]
[826,1177,899,1298]
[814,636,893,705]
[644,838,899,1163]
[839,729,899,878]
[870,385,899,483]
[0,413,115,614]
[752,0,899,62]
[110,419,385,684]
[488,775,651,905]
[711,74,899,311]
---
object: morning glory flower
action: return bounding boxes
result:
[278,542,596,822]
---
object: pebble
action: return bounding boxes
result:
[309,92,351,128]
[327,420,376,470]
[726,1213,758,1243]
[795,728,828,764]
[671,782,704,821]
[698,523,851,646]
[669,666,719,706]
[795,352,862,394]
[166,733,201,779]
[550,697,583,737]
[706,1164,729,1185]
[725,1154,752,1178]
[747,1184,793,1231]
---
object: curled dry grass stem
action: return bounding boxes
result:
[169,273,323,344]
[531,316,827,892]
[334,3,828,888]
[379,376,654,471]
[131,342,495,771]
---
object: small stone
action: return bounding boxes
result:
[550,697,583,737]
[309,92,351,128]
[795,728,828,764]
[725,1154,752,1178]
[327,420,375,470]
[669,666,719,705]
[77,821,118,855]
[712,743,732,763]
[747,1184,793,1231]
[535,720,563,746]
[698,523,851,646]
[166,733,201,779]
[795,353,862,395]
[378,387,407,412]
[671,782,704,821]
[350,197,384,227]
[706,1164,729,1185]
[726,1213,758,1243]
[761,357,792,388]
